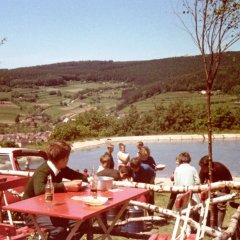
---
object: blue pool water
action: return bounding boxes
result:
[69,139,240,178]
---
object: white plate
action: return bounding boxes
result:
[79,196,108,206]
[155,164,166,170]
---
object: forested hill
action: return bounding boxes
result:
[0,51,240,93]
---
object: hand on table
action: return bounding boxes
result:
[64,180,82,192]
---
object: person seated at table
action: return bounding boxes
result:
[117,143,130,170]
[130,157,156,206]
[119,165,133,182]
[23,141,91,240]
[138,146,157,170]
[96,153,120,181]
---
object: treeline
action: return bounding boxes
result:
[1,51,240,92]
[50,102,240,141]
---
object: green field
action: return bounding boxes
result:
[0,82,239,125]
[0,102,23,124]
[122,91,239,113]
[0,82,124,123]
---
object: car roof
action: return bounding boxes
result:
[0,148,29,154]
[0,148,48,160]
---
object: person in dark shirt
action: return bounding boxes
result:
[130,157,155,208]
[97,153,120,180]
[23,141,90,240]
[199,155,233,229]
[138,146,156,170]
[104,143,115,169]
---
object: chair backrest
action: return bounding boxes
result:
[171,190,193,240]
[0,176,29,225]
[175,190,192,210]
[195,189,210,239]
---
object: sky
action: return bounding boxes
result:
[0,0,239,69]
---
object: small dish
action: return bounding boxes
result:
[80,196,108,206]
[155,164,166,171]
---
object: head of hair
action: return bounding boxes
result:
[199,155,209,167]
[118,143,125,148]
[100,153,111,169]
[139,146,150,158]
[84,168,88,172]
[47,141,71,163]
[107,143,114,149]
[119,166,132,179]
[177,152,191,163]
[137,141,144,147]
[130,157,141,169]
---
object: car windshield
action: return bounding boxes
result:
[0,155,11,170]
[16,155,46,171]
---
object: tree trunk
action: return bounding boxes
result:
[207,80,215,228]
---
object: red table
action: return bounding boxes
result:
[3,186,149,240]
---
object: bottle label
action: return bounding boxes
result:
[45,192,53,202]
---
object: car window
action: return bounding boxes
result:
[0,155,12,170]
[16,156,46,171]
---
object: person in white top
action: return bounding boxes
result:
[174,152,200,205]
[117,143,130,170]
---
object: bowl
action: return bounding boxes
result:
[97,176,113,191]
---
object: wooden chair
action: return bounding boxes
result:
[186,189,210,240]
[149,190,211,240]
[149,190,193,240]
[0,176,46,239]
[0,223,35,240]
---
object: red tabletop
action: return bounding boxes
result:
[3,187,149,221]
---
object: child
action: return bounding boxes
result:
[117,143,130,170]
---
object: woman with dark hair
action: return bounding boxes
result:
[199,155,232,230]
[138,146,156,170]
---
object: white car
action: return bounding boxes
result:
[0,148,48,171]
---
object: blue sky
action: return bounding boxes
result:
[0,0,239,69]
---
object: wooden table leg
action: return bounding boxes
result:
[28,214,47,240]
[66,220,83,240]
[95,201,130,240]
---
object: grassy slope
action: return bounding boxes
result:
[121,91,239,113]
[1,84,238,124]
[0,82,124,123]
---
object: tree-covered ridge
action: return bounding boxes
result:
[50,103,240,141]
[0,51,239,93]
